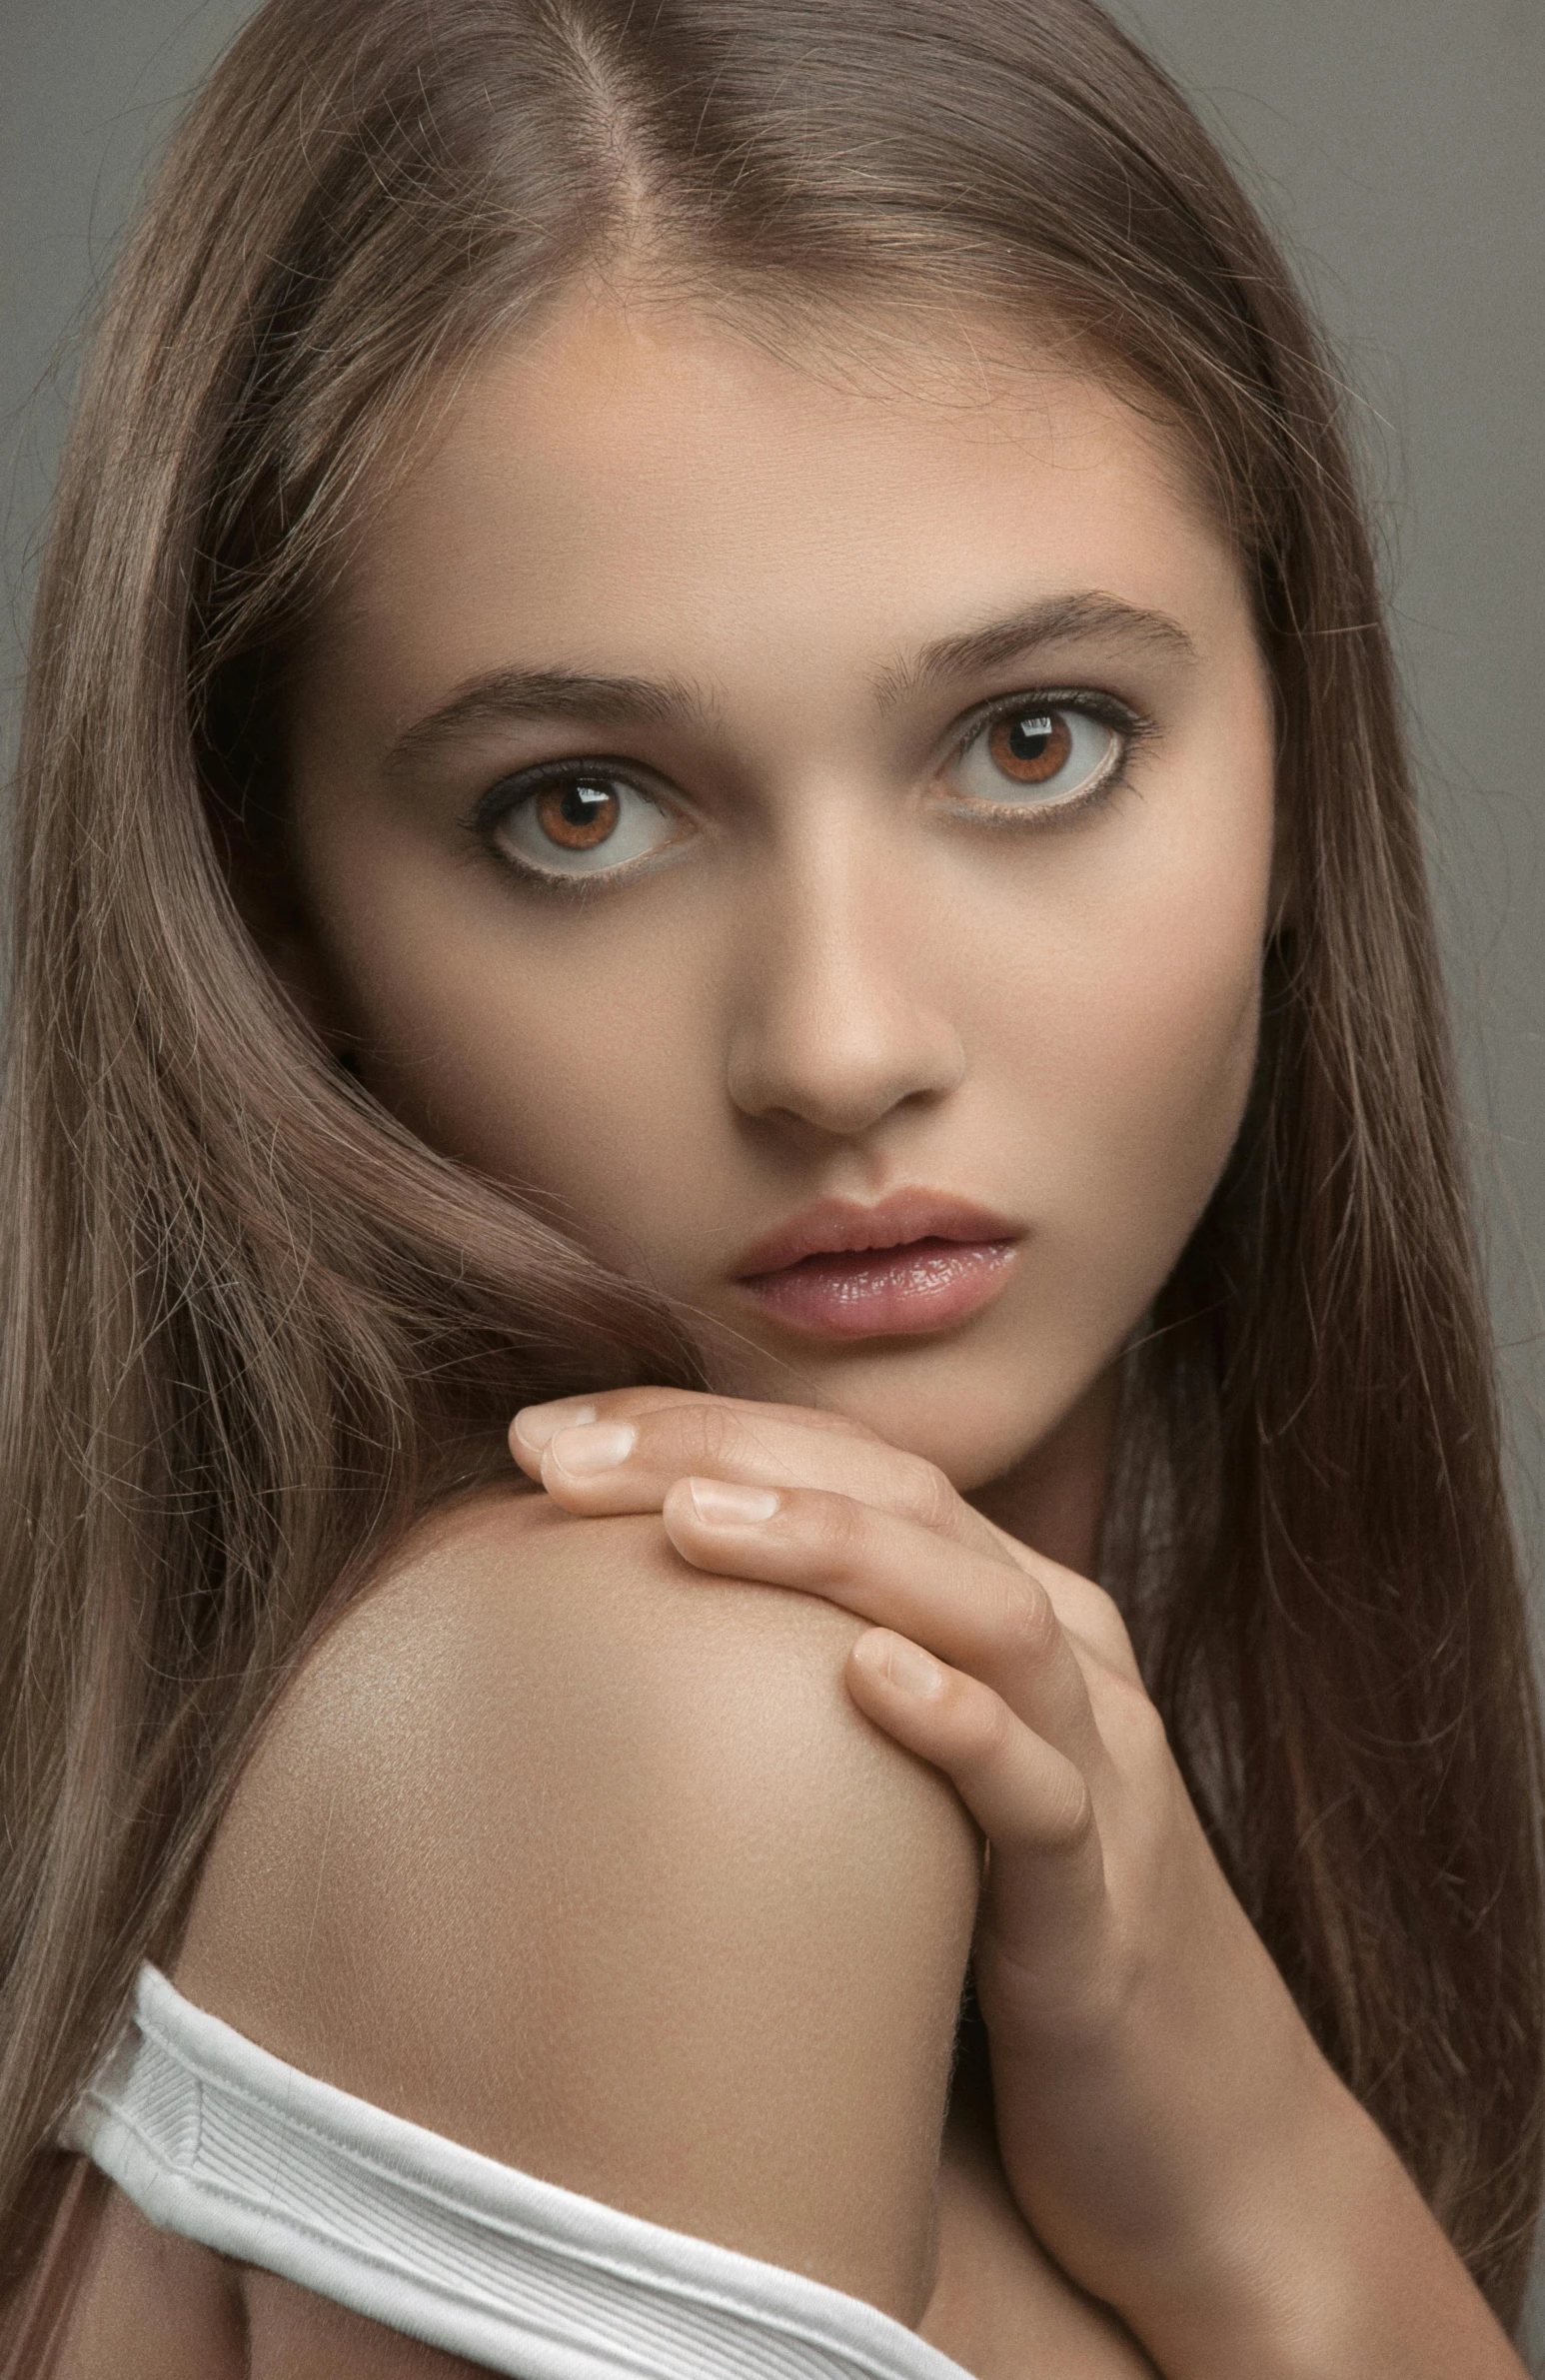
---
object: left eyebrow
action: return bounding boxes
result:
[873,592,1197,710]
[381,666,719,773]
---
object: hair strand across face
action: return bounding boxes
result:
[0,0,1539,2350]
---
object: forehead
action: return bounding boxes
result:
[311,290,1248,706]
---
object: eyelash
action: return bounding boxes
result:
[462,686,1156,896]
[943,686,1156,824]
[463,758,685,904]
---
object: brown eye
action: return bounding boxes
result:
[535,778,621,850]
[948,700,1124,814]
[986,710,1072,783]
[484,765,687,882]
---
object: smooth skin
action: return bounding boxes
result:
[277,290,1276,1505]
[58,288,1526,2376]
[513,1386,1526,2377]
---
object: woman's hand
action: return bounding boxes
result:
[509,1388,1527,2380]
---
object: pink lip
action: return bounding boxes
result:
[733,1192,1021,1342]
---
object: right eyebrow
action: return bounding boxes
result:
[872,592,1198,711]
[382,667,719,773]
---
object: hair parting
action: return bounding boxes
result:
[0,0,1539,2351]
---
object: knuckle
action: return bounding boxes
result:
[807,1488,868,1575]
[1046,1767,1096,1851]
[1101,1676,1168,1772]
[955,1680,1015,1769]
[991,1573,1058,1667]
[1082,1582,1138,1669]
[900,1459,957,1536]
[692,1403,745,1470]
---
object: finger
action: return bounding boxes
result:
[661,1478,1103,1767]
[510,1387,872,1470]
[846,1631,1098,1861]
[513,1395,1141,1683]
[1017,1558,1145,1688]
[511,1388,697,1466]
[523,1398,1007,1562]
[844,1633,1110,1986]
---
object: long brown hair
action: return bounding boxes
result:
[2,0,1539,2346]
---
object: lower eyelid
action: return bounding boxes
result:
[943,703,1134,810]
[470,702,1146,879]
[477,773,696,888]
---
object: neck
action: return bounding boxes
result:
[966,1362,1121,1579]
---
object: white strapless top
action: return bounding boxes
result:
[64,1964,977,2380]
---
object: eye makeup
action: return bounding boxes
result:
[935,686,1154,825]
[460,682,1157,894]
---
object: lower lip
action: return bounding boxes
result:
[735,1237,1017,1340]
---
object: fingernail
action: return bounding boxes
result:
[514,1400,598,1451]
[686,1478,780,1526]
[854,1631,944,1697]
[548,1420,636,1475]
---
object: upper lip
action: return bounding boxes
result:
[733,1191,1021,1279]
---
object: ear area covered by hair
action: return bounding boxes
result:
[4,0,1538,2344]
[220,835,361,1065]
[167,1487,981,2349]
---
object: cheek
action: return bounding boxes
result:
[1051,907,1261,1193]
[965,795,1271,1347]
[319,879,722,1268]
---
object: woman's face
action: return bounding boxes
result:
[285,291,1276,1509]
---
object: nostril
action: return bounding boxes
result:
[723,873,966,1133]
[725,1028,966,1137]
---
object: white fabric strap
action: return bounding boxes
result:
[64,1965,978,2380]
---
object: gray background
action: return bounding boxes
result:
[3,0,1544,2340]
[6,0,1542,1404]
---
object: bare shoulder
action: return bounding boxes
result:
[174,1484,979,2322]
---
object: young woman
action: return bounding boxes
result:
[1,1,1539,2373]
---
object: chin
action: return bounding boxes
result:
[863,1396,1072,1492]
[794,1363,1086,1492]
[698,1306,1113,1492]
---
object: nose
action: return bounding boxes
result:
[724,831,965,1139]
